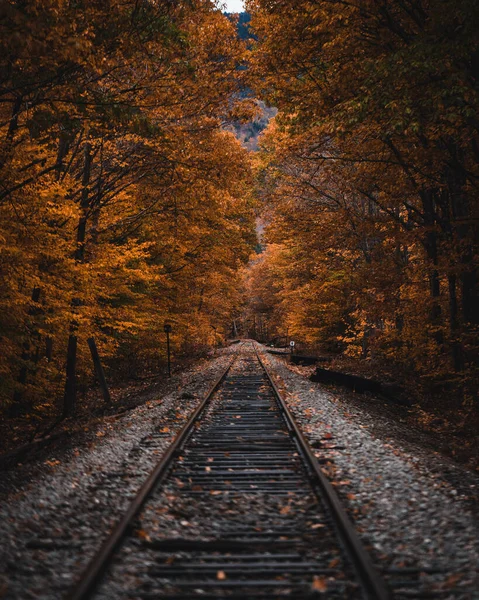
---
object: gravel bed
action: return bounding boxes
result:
[95,493,358,599]
[259,347,479,599]
[95,351,360,599]
[1,343,477,599]
[0,348,235,600]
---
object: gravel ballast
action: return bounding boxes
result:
[0,349,234,599]
[259,347,478,598]
[0,342,477,599]
[95,352,360,599]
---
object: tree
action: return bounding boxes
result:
[0,0,256,416]
[247,0,479,394]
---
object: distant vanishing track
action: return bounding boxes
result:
[68,342,390,600]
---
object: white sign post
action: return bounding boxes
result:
[289,340,295,354]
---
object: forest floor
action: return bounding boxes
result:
[328,355,479,472]
[0,351,220,468]
[0,343,477,599]
[278,348,479,472]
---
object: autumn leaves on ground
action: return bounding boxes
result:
[1,1,478,467]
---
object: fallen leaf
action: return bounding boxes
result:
[136,529,151,542]
[441,573,462,589]
[329,558,340,568]
[312,575,328,592]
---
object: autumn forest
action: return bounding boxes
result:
[1,1,478,452]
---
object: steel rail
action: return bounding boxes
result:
[67,352,237,600]
[254,343,391,600]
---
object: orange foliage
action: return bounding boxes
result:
[246,0,479,396]
[0,1,256,414]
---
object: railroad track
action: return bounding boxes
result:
[69,342,391,600]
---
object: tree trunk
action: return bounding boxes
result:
[75,141,92,262]
[421,189,443,343]
[87,337,111,404]
[63,334,77,417]
[461,268,479,325]
[10,287,42,414]
[45,336,53,362]
[448,274,464,372]
[55,131,70,180]
[62,139,92,416]
[445,139,479,324]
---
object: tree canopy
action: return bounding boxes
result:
[1,0,478,423]
[246,0,479,399]
[0,0,256,416]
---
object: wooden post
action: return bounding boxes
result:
[87,337,111,404]
[63,334,77,417]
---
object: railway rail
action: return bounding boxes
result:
[68,342,391,600]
